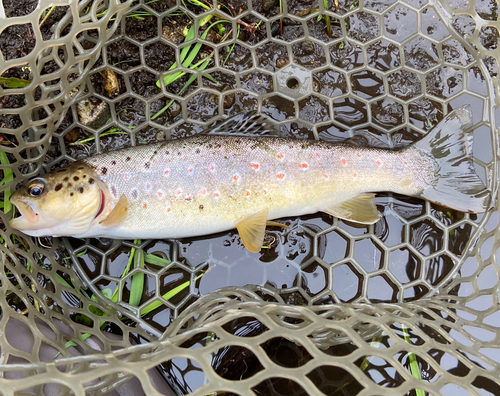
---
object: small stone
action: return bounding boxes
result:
[101,69,120,98]
[262,0,276,11]
[156,131,165,141]
[223,93,235,108]
[276,58,289,68]
[168,101,181,118]
[64,129,80,143]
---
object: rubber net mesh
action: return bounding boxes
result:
[0,0,499,394]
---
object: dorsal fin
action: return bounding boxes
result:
[205,112,280,137]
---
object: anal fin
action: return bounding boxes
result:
[236,209,269,253]
[324,193,380,224]
[100,195,129,227]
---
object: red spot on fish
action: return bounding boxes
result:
[200,188,207,196]
[187,167,193,174]
[276,173,285,180]
[246,190,251,196]
[299,162,308,169]
[157,191,163,198]
[167,207,172,213]
[340,158,347,166]
[249,162,259,170]
[124,173,130,180]
[375,160,382,167]
[403,160,408,166]
[214,192,220,198]
[208,164,215,172]
[185,196,192,202]
[163,169,170,177]
[176,188,182,196]
[356,153,361,158]
[353,173,357,178]
[277,153,284,159]
[315,153,321,159]
[323,173,329,180]
[232,175,239,182]
[263,188,268,195]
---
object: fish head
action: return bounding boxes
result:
[9,163,106,237]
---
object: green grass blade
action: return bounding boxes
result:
[0,151,13,214]
[152,56,212,119]
[0,77,31,88]
[69,129,127,146]
[129,249,145,307]
[145,253,171,267]
[110,241,139,303]
[141,273,203,316]
[402,324,425,396]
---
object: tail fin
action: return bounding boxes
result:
[412,105,490,213]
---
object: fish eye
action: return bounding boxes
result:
[28,181,45,197]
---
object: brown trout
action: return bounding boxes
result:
[10,106,490,252]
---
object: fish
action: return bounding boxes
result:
[9,105,490,253]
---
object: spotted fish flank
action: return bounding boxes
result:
[9,109,491,253]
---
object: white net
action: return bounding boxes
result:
[0,0,499,394]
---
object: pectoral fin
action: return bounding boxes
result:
[236,209,269,253]
[324,194,380,224]
[99,195,129,227]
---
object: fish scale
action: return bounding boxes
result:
[80,135,430,240]
[9,109,491,253]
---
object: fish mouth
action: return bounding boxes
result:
[94,188,106,219]
[10,199,39,225]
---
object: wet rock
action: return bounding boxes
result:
[76,98,110,130]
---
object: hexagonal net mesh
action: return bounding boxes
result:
[0,0,499,394]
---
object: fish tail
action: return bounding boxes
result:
[413,105,490,213]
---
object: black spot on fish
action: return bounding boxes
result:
[67,183,72,188]
[101,167,108,175]
[153,150,158,155]
[199,205,204,210]
[70,192,74,197]
[77,166,84,170]
[195,149,200,154]
[165,151,169,155]
[216,143,221,148]
[111,160,116,165]
[83,175,87,179]
[73,176,79,181]
[131,190,138,199]
[145,163,150,169]
[235,139,241,144]
[251,145,257,150]
[56,169,66,173]
[301,144,306,149]
[54,184,63,191]
[126,157,131,161]
[89,178,95,184]
[79,187,84,193]
[209,144,213,148]
[177,151,181,156]
[63,177,69,181]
